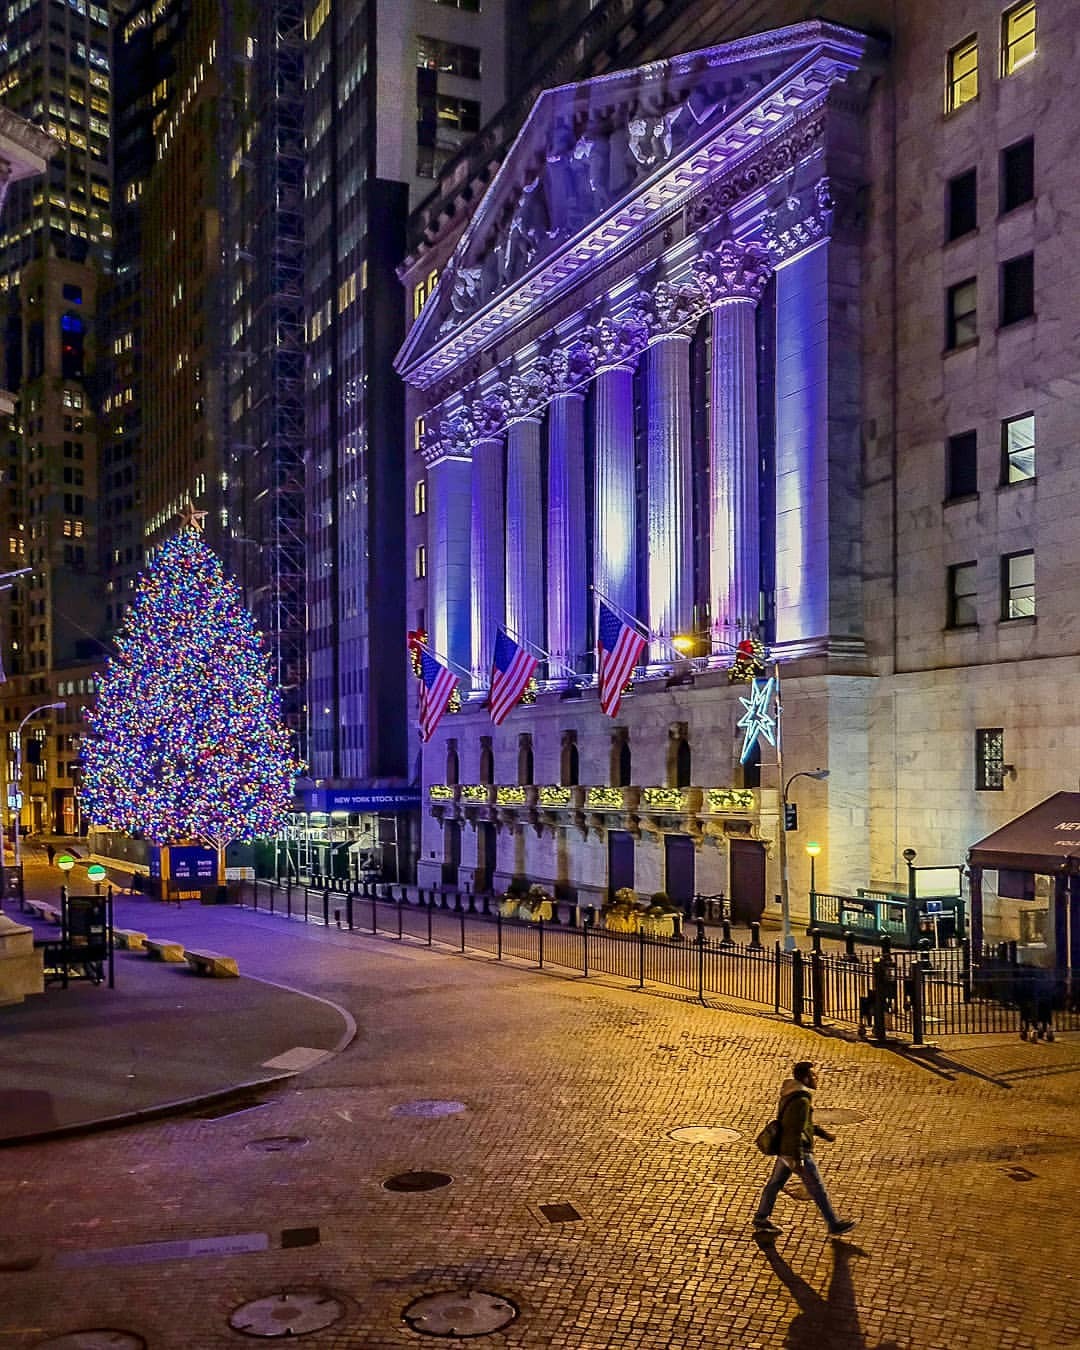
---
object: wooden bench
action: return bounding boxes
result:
[145,938,185,963]
[113,928,148,951]
[183,948,239,978]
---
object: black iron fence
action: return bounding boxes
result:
[239,879,1079,1040]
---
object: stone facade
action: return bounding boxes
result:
[397,7,1080,948]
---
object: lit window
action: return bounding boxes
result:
[1001,413,1035,483]
[413,284,425,319]
[414,415,426,451]
[946,278,977,348]
[948,561,978,627]
[1002,550,1034,619]
[946,35,979,112]
[1002,2,1036,75]
[414,479,427,515]
[414,544,427,579]
[975,728,1005,790]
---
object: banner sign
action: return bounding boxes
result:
[300,788,421,814]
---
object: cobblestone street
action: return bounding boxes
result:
[2,905,1077,1349]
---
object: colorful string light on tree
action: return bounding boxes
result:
[81,523,301,873]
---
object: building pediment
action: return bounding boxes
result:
[396,20,882,391]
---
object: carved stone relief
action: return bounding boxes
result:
[692,240,772,306]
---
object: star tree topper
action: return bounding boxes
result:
[178,501,207,531]
[737,676,777,764]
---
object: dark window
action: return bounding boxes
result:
[675,739,691,789]
[1001,550,1035,618]
[1000,253,1034,326]
[947,168,977,240]
[946,430,978,499]
[62,282,82,303]
[946,278,977,348]
[976,728,1005,790]
[1001,138,1034,212]
[417,35,481,79]
[431,0,480,8]
[1001,413,1035,483]
[517,736,533,786]
[948,561,978,627]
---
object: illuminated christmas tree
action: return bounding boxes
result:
[81,513,300,880]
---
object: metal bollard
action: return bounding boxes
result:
[335,909,342,929]
[843,930,858,961]
[749,921,762,950]
[791,950,805,1025]
[720,918,734,947]
[810,927,823,953]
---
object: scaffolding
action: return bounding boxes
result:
[224,0,307,759]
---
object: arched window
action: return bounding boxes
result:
[561,731,579,786]
[618,738,632,787]
[675,738,691,788]
[445,740,459,786]
[479,739,494,785]
[517,734,534,786]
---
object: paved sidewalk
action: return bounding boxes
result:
[0,849,354,1143]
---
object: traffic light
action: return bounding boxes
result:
[783,803,798,831]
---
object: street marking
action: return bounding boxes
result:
[54,1232,270,1268]
[260,1046,330,1071]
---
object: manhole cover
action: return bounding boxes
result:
[229,1290,345,1338]
[383,1170,453,1192]
[814,1109,868,1126]
[402,1290,518,1338]
[391,1099,467,1119]
[244,1135,310,1154]
[667,1126,742,1146]
[33,1334,146,1350]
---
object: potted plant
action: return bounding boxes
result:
[640,890,682,939]
[602,886,642,933]
[499,878,529,918]
[518,882,554,922]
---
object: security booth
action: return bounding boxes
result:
[968,791,1080,972]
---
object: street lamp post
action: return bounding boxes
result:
[13,702,65,870]
[779,768,830,952]
[806,840,821,897]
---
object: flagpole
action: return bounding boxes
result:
[501,623,581,680]
[415,638,471,683]
[590,585,649,641]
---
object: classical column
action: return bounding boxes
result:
[505,414,545,658]
[546,390,587,675]
[591,316,647,627]
[424,416,473,683]
[768,178,863,655]
[635,283,700,662]
[469,389,508,689]
[693,242,772,653]
[545,341,594,676]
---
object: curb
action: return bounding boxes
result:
[0,973,358,1149]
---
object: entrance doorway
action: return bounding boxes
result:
[442,821,461,887]
[608,830,635,899]
[664,834,695,908]
[475,822,496,894]
[730,838,766,924]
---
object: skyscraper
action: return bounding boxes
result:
[0,0,115,837]
[298,0,509,880]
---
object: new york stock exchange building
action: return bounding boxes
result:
[395,16,1080,952]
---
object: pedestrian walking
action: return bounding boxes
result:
[46,843,55,866]
[753,1061,857,1238]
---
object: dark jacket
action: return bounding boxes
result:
[776,1077,829,1160]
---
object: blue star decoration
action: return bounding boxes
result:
[737,676,777,764]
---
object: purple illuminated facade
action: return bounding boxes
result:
[396,7,1080,950]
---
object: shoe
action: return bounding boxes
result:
[829,1220,857,1237]
[753,1220,783,1235]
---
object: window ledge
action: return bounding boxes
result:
[999,614,1036,626]
[944,492,978,507]
[944,227,979,247]
[999,198,1035,220]
[997,477,1036,491]
[944,338,979,357]
[998,315,1037,334]
[944,623,979,633]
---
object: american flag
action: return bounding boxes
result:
[488,630,538,726]
[418,649,458,742]
[596,600,646,717]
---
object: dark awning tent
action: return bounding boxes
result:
[968,793,1080,969]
